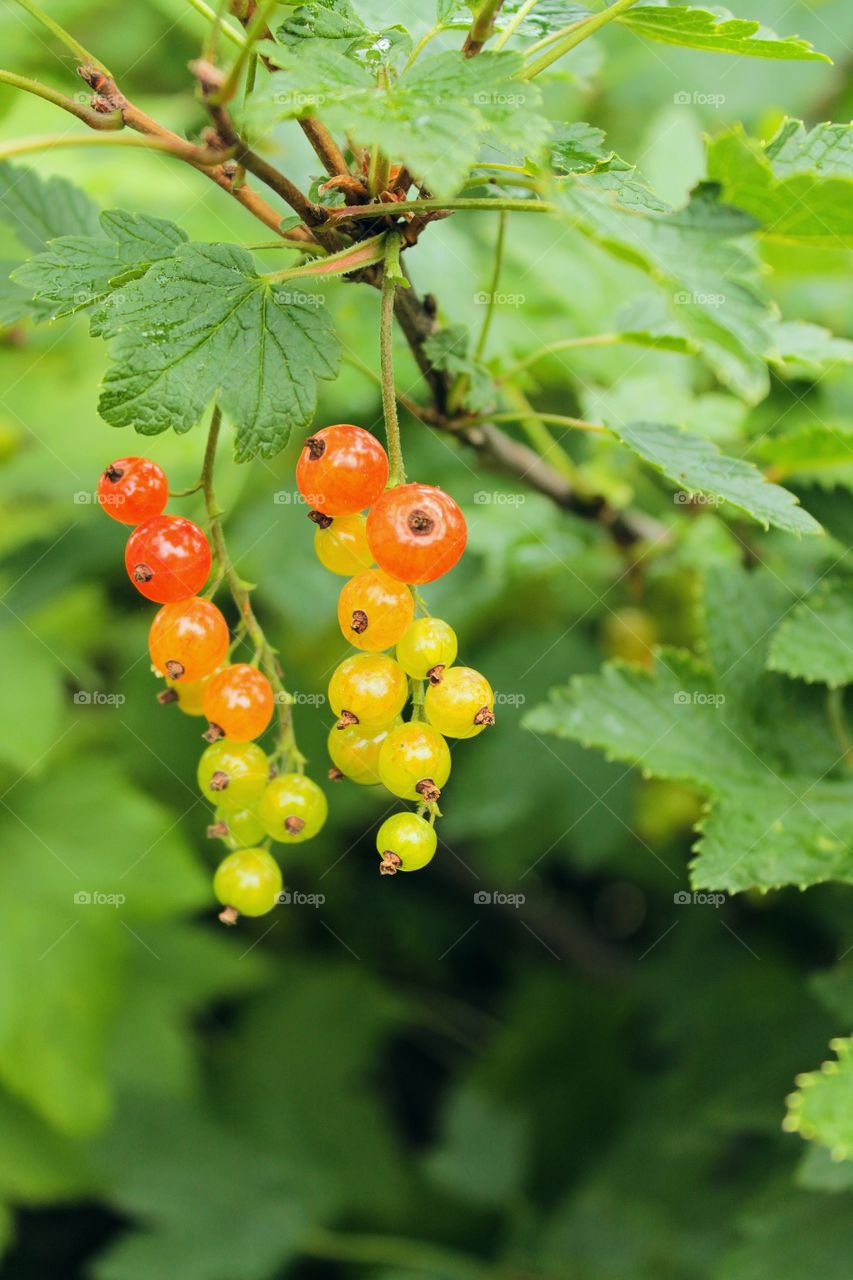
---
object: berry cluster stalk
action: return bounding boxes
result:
[201,405,305,771]
[380,234,406,488]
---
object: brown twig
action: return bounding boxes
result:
[78,65,313,243]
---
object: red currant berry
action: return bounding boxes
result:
[337,568,414,651]
[296,424,389,516]
[376,812,437,875]
[378,722,451,802]
[313,512,374,576]
[424,666,494,738]
[326,718,400,785]
[149,597,229,682]
[366,484,467,584]
[203,663,274,742]
[258,773,328,843]
[97,456,168,525]
[328,654,408,729]
[125,515,212,603]
[214,848,282,923]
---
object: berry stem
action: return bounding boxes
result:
[474,210,506,361]
[827,688,853,770]
[410,680,425,722]
[380,233,406,488]
[520,0,642,79]
[201,405,306,772]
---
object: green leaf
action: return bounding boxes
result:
[0,163,100,251]
[0,760,207,1134]
[273,0,412,66]
[555,179,773,403]
[753,424,853,489]
[785,1038,853,1161]
[97,242,341,461]
[423,324,495,413]
[708,121,853,245]
[12,209,187,322]
[611,420,821,535]
[550,122,616,175]
[767,579,853,687]
[423,1086,527,1205]
[766,319,853,378]
[250,49,549,199]
[525,565,853,894]
[620,6,830,61]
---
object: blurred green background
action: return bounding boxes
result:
[1,1,853,1277]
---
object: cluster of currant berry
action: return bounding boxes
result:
[296,424,495,877]
[98,456,327,925]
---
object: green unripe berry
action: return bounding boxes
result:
[213,847,282,922]
[376,812,437,875]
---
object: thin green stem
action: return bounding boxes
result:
[523,16,588,57]
[410,680,425,722]
[469,161,536,176]
[201,406,305,770]
[203,0,231,61]
[474,211,506,360]
[492,0,541,48]
[341,351,426,421]
[0,69,123,129]
[11,0,109,73]
[331,196,554,221]
[212,0,278,103]
[0,131,230,166]
[185,0,246,46]
[380,234,406,486]
[494,387,589,487]
[486,410,606,434]
[827,688,853,770]
[263,231,385,282]
[500,332,621,379]
[521,0,642,78]
[403,22,447,70]
[461,173,544,192]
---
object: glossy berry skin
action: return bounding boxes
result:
[149,597,229,682]
[337,569,414,652]
[366,484,467,584]
[213,804,266,847]
[328,654,408,729]
[213,848,282,919]
[98,456,168,525]
[396,618,458,682]
[203,663,274,742]
[125,515,212,603]
[424,666,495,739]
[258,773,328,843]
[314,513,373,576]
[378,722,451,801]
[296,424,388,516]
[166,670,217,716]
[197,740,269,809]
[327,718,400,786]
[376,812,437,875]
